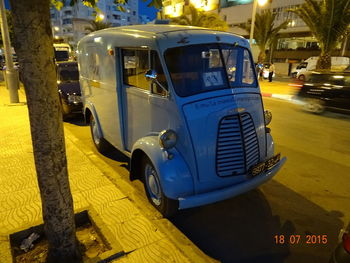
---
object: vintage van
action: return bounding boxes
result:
[77,25,286,217]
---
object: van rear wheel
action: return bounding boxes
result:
[90,114,111,153]
[142,156,178,218]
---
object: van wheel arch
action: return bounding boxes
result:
[85,108,92,124]
[130,149,146,181]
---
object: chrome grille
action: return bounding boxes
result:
[216,113,260,177]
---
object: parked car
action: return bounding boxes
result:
[330,223,350,263]
[297,72,350,114]
[56,61,82,119]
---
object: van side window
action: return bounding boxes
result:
[151,51,168,96]
[242,49,255,85]
[86,46,100,80]
[122,49,149,91]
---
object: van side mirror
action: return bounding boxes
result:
[145,69,157,80]
[145,69,169,97]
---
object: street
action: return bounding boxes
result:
[64,97,350,263]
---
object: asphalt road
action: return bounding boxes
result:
[64,98,350,263]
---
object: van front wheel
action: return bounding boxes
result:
[90,114,111,153]
[142,156,178,218]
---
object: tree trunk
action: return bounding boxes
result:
[9,0,81,262]
[316,52,331,70]
[258,50,266,63]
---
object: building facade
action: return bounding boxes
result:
[162,0,349,64]
[50,0,138,49]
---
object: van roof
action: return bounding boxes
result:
[96,24,229,34]
[83,24,244,39]
[78,24,248,50]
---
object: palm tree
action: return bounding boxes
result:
[289,0,350,69]
[170,4,229,31]
[239,9,289,63]
[85,20,112,32]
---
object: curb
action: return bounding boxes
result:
[261,92,294,101]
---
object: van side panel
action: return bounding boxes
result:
[79,42,123,149]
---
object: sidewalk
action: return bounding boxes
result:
[0,84,216,263]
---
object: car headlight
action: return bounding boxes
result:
[264,110,272,126]
[158,129,177,150]
[67,94,82,104]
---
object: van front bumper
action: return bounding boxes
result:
[178,157,286,209]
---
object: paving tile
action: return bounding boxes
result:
[0,201,42,235]
[81,185,126,208]
[112,238,192,263]
[0,187,41,212]
[95,199,140,224]
[105,215,165,252]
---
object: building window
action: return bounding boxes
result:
[113,14,121,20]
[127,17,130,22]
[62,18,72,25]
[133,11,136,16]
[64,10,72,16]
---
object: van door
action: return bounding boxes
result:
[120,48,170,151]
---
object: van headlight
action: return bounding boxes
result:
[264,110,272,125]
[159,129,177,149]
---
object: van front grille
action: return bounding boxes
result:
[216,113,259,177]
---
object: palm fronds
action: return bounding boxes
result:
[288,0,350,69]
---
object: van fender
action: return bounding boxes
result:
[84,102,104,138]
[131,136,194,200]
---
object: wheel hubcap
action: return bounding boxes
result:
[145,164,161,206]
[91,119,100,145]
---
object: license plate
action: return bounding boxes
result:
[250,153,281,177]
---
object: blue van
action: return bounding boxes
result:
[77,25,286,217]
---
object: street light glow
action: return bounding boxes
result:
[257,0,267,6]
[98,13,105,20]
[54,26,59,31]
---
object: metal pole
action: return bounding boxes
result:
[249,0,258,48]
[0,0,19,103]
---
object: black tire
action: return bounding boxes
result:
[142,156,178,218]
[89,114,111,154]
[298,74,305,81]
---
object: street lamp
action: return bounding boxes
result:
[249,0,268,48]
[98,13,105,20]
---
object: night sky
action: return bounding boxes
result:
[4,0,158,20]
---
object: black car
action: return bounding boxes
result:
[56,61,82,119]
[297,72,350,114]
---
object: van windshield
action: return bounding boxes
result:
[164,44,256,97]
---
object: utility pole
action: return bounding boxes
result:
[0,0,19,103]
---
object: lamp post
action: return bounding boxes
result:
[0,0,19,103]
[249,0,268,48]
